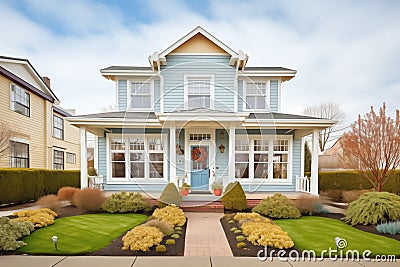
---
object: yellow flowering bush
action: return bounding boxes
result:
[122,225,164,251]
[241,221,294,249]
[152,205,186,226]
[233,212,271,223]
[12,208,57,228]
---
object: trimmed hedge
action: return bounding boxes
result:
[0,169,80,205]
[316,170,400,194]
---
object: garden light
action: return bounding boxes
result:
[52,235,58,250]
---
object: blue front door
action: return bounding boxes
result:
[191,145,209,190]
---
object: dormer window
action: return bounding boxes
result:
[129,81,152,110]
[184,75,214,109]
[244,81,268,111]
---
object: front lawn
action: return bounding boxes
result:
[18,213,147,255]
[275,216,400,257]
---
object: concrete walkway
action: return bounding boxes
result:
[0,256,398,267]
[184,212,232,256]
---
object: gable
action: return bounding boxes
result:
[171,33,230,54]
[0,61,43,90]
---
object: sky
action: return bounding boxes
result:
[1,0,399,142]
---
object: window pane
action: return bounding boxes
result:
[131,82,150,94]
[10,141,29,168]
[111,139,124,150]
[149,153,163,161]
[274,140,289,151]
[254,140,268,151]
[235,154,249,162]
[149,163,163,178]
[254,163,268,178]
[273,154,288,162]
[188,95,210,109]
[131,96,151,109]
[148,139,163,150]
[256,97,266,109]
[130,153,144,162]
[130,162,144,178]
[112,162,125,178]
[235,163,249,179]
[273,163,288,179]
[130,139,144,150]
[112,152,125,161]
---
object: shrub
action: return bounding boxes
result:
[295,195,325,215]
[252,193,301,219]
[237,242,247,249]
[342,190,370,203]
[152,206,186,226]
[102,191,147,213]
[344,192,400,225]
[88,167,98,176]
[233,212,271,223]
[171,234,180,239]
[241,221,294,249]
[122,225,164,251]
[166,239,176,246]
[36,194,61,212]
[57,187,80,202]
[236,235,245,242]
[230,227,238,232]
[0,169,80,205]
[156,244,167,252]
[13,208,57,228]
[158,183,182,208]
[221,182,248,211]
[228,220,235,224]
[0,217,34,251]
[325,189,343,202]
[376,221,400,235]
[73,188,105,212]
[234,229,242,234]
[174,226,182,231]
[144,219,174,236]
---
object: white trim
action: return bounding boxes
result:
[183,74,215,110]
[94,135,99,170]
[169,127,177,185]
[242,79,270,112]
[9,137,29,144]
[127,79,154,112]
[228,127,236,183]
[278,78,282,112]
[300,137,305,177]
[310,130,319,195]
[167,52,231,56]
[80,127,88,189]
[115,78,119,111]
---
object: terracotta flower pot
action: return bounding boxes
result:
[181,188,189,196]
[213,188,222,196]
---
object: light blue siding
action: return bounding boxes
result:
[237,80,243,112]
[117,80,127,111]
[161,55,235,112]
[215,129,229,179]
[98,137,107,181]
[154,80,160,112]
[270,80,279,112]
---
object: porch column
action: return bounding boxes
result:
[310,129,319,195]
[80,127,88,189]
[228,127,236,183]
[169,127,177,185]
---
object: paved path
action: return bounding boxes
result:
[0,256,398,267]
[184,212,232,256]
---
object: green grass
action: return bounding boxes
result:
[18,213,147,255]
[275,216,400,257]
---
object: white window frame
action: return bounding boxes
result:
[106,133,168,183]
[127,80,154,111]
[53,149,64,170]
[10,84,30,117]
[243,79,270,112]
[9,139,29,168]
[66,152,76,164]
[234,135,292,184]
[184,74,215,110]
[53,114,64,140]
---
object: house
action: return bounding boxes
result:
[319,137,349,171]
[68,26,334,195]
[0,56,80,170]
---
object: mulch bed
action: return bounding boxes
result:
[220,216,302,257]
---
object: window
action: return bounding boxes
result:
[273,140,289,179]
[186,78,211,109]
[53,150,64,170]
[235,138,249,179]
[254,140,269,179]
[10,85,30,116]
[111,139,126,178]
[129,138,145,178]
[148,138,164,178]
[244,82,267,110]
[53,115,64,139]
[130,82,151,109]
[10,141,29,168]
[189,133,211,141]
[66,152,76,164]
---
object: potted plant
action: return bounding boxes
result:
[211,181,223,196]
[181,183,191,196]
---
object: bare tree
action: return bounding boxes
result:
[340,103,400,192]
[304,102,345,151]
[0,121,11,158]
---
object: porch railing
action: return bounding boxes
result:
[296,176,310,193]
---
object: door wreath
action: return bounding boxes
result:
[192,147,207,162]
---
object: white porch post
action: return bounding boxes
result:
[169,127,177,185]
[310,129,319,195]
[228,127,236,183]
[94,135,98,171]
[80,127,88,189]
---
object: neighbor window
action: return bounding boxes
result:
[10,85,30,116]
[53,115,64,139]
[245,82,267,110]
[130,82,151,109]
[10,141,29,168]
[53,150,64,170]
[235,138,249,179]
[66,152,76,164]
[187,78,211,109]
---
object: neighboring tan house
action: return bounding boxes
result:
[319,137,349,171]
[0,56,80,170]
[69,26,334,195]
